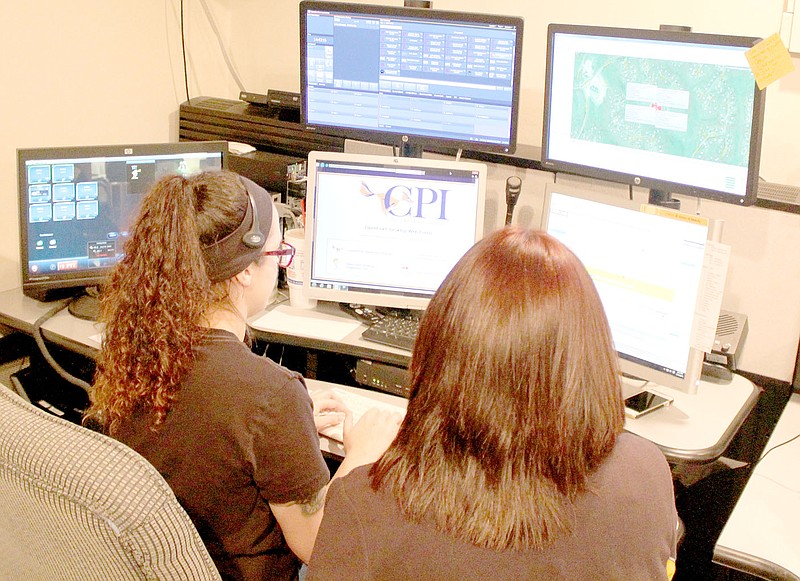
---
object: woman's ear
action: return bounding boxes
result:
[233,263,256,288]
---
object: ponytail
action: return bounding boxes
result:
[87,171,248,433]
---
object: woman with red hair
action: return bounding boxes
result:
[310,227,678,580]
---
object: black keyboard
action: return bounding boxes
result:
[361,314,420,351]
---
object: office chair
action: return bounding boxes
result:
[0,385,221,581]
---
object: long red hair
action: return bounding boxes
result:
[370,227,625,550]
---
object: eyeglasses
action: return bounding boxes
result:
[262,241,295,268]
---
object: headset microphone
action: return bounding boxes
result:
[504,176,522,226]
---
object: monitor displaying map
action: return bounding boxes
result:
[541,24,766,206]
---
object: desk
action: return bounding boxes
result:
[0,287,760,466]
[713,393,800,581]
[307,376,759,466]
[621,377,760,464]
[0,288,101,360]
[248,300,411,368]
[251,300,760,465]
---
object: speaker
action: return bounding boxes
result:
[755,180,800,214]
[705,310,748,371]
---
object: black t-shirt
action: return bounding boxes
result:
[115,328,329,580]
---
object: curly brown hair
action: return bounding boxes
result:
[85,170,249,435]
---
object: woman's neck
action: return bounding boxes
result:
[204,306,247,341]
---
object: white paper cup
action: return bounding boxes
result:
[284,228,317,309]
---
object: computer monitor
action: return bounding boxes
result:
[18,141,227,317]
[541,182,711,394]
[304,151,487,311]
[541,24,766,207]
[300,1,524,157]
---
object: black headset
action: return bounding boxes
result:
[240,180,266,249]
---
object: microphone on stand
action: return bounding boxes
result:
[505,176,522,226]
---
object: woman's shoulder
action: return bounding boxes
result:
[202,329,299,373]
[614,432,668,464]
[601,432,673,489]
[330,465,372,496]
[195,329,308,399]
[329,466,381,508]
[326,465,402,530]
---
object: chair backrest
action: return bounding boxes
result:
[0,385,221,581]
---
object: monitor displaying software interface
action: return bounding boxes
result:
[542,184,709,392]
[300,2,523,153]
[304,151,487,311]
[19,142,226,301]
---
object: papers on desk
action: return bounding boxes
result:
[250,304,362,341]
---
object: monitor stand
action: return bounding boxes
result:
[701,361,734,384]
[648,188,682,210]
[338,302,384,325]
[68,288,101,322]
[337,302,421,325]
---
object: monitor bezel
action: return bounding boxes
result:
[541,23,766,207]
[299,1,524,155]
[303,150,487,311]
[541,181,708,394]
[18,140,228,302]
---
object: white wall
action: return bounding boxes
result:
[2,0,799,382]
[0,1,235,291]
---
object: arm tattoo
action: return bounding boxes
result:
[297,486,326,516]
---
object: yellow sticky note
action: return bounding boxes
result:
[640,204,709,227]
[745,33,796,90]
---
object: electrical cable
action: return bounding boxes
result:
[750,431,800,472]
[177,0,248,103]
[198,0,246,92]
[180,0,190,104]
[31,298,93,394]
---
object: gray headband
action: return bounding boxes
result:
[201,176,274,282]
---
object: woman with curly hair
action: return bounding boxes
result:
[308,227,678,580]
[86,170,398,581]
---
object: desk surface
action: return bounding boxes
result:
[0,288,102,359]
[254,299,760,464]
[713,393,800,581]
[0,287,759,466]
[249,300,411,367]
[309,376,759,467]
[620,376,760,464]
